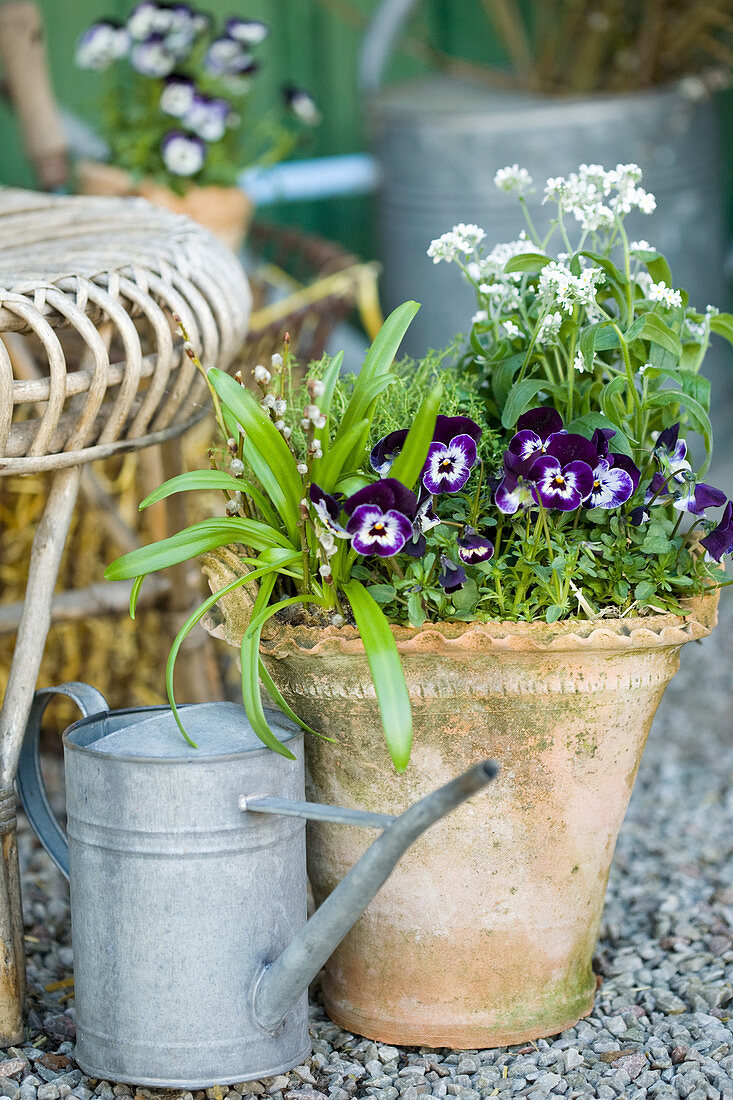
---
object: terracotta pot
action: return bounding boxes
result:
[202,552,718,1047]
[76,160,253,252]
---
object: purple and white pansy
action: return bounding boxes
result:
[160,74,195,118]
[438,556,467,593]
[343,480,418,558]
[654,423,692,482]
[496,410,641,513]
[423,433,478,494]
[160,130,205,176]
[458,527,494,564]
[225,18,269,45]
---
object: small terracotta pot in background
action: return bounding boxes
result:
[202,549,718,1048]
[76,160,253,252]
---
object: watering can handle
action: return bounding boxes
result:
[16,682,109,880]
[358,0,421,95]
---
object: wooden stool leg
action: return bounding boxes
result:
[0,465,82,1042]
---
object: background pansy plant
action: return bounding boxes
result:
[76,1,319,191]
[107,163,733,772]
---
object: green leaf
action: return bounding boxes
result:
[105,517,293,582]
[342,579,412,772]
[240,574,297,761]
[680,371,711,414]
[634,580,657,602]
[501,379,549,429]
[579,251,626,287]
[566,413,633,457]
[407,591,425,628]
[165,558,297,747]
[258,661,334,741]
[129,575,144,619]
[313,418,370,491]
[358,301,420,387]
[139,469,281,530]
[503,252,550,274]
[579,322,610,370]
[625,313,682,358]
[312,350,345,466]
[710,313,733,345]
[389,383,443,489]
[599,375,630,427]
[646,255,673,288]
[208,369,302,544]
[367,583,397,604]
[333,375,396,468]
[491,352,524,408]
[645,390,712,457]
[545,604,564,623]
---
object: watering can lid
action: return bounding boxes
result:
[87,702,298,760]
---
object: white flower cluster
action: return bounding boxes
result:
[537,311,563,343]
[493,164,533,194]
[647,281,683,309]
[427,224,486,265]
[573,351,587,373]
[537,260,604,313]
[543,163,656,229]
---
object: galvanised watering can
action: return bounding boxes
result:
[17,683,498,1089]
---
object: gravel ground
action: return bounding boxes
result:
[4,598,732,1100]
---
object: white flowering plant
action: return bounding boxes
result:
[75,1,319,193]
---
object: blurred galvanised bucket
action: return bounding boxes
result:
[369,77,725,357]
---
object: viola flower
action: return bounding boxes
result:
[629,505,650,526]
[160,131,205,176]
[645,471,673,504]
[370,415,481,478]
[75,21,130,70]
[127,1,160,40]
[225,18,269,44]
[423,434,478,494]
[527,435,596,512]
[495,469,538,515]
[507,406,564,473]
[654,423,691,482]
[343,479,418,557]
[160,75,195,118]
[370,429,407,477]
[584,459,635,509]
[438,556,467,593]
[204,37,254,76]
[130,34,176,77]
[185,94,231,142]
[672,480,727,516]
[700,501,733,561]
[283,85,321,126]
[309,485,350,538]
[457,527,494,564]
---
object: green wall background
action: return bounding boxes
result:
[0,1,731,262]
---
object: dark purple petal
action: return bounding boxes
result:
[700,501,733,561]
[609,452,641,493]
[423,435,478,494]
[645,471,672,504]
[370,429,408,476]
[346,505,413,557]
[673,481,728,516]
[516,407,564,440]
[591,428,616,459]
[530,456,594,511]
[584,461,634,509]
[432,415,482,446]
[343,477,418,519]
[438,556,466,593]
[457,527,494,564]
[402,532,426,557]
[495,471,537,514]
[545,432,599,469]
[629,505,650,526]
[655,423,680,455]
[309,484,350,537]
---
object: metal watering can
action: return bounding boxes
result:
[17,683,498,1089]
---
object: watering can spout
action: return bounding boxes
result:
[253,759,499,1034]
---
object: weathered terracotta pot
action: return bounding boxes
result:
[202,552,718,1048]
[76,160,253,252]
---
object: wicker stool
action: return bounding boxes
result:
[0,188,250,1041]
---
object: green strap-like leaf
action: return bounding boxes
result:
[342,579,412,772]
[389,383,442,489]
[357,301,420,388]
[503,252,551,274]
[105,517,294,582]
[313,350,344,461]
[312,418,370,491]
[208,370,302,544]
[165,555,299,747]
[258,660,334,742]
[241,574,297,761]
[139,469,281,530]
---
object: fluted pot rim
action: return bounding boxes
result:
[257,589,719,659]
